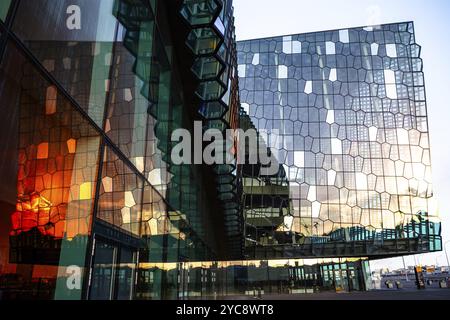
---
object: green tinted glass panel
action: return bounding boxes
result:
[0,0,11,21]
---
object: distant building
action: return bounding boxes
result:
[237,22,441,260]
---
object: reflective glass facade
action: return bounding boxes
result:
[0,1,441,300]
[237,23,441,259]
[0,0,242,300]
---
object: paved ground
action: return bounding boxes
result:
[222,289,450,300]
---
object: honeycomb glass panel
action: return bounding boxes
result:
[0,41,101,300]
[12,0,120,126]
[97,145,144,236]
[237,22,440,259]
[104,19,156,173]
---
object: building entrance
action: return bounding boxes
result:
[88,238,137,300]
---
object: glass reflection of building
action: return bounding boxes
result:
[0,0,441,301]
[0,0,241,300]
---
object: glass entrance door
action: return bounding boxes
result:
[347,268,360,291]
[116,247,137,300]
[89,238,137,300]
[90,241,117,300]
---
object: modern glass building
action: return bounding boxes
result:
[0,0,441,300]
[0,0,244,300]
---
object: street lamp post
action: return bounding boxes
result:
[444,240,450,272]
[402,256,409,282]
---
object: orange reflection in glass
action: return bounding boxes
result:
[66,139,77,154]
[37,142,49,159]
[45,85,57,115]
[10,192,66,239]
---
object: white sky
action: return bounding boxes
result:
[233,0,450,270]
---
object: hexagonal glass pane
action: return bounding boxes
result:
[180,0,221,26]
[186,27,222,55]
[192,56,224,80]
[199,101,228,119]
[196,80,226,101]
